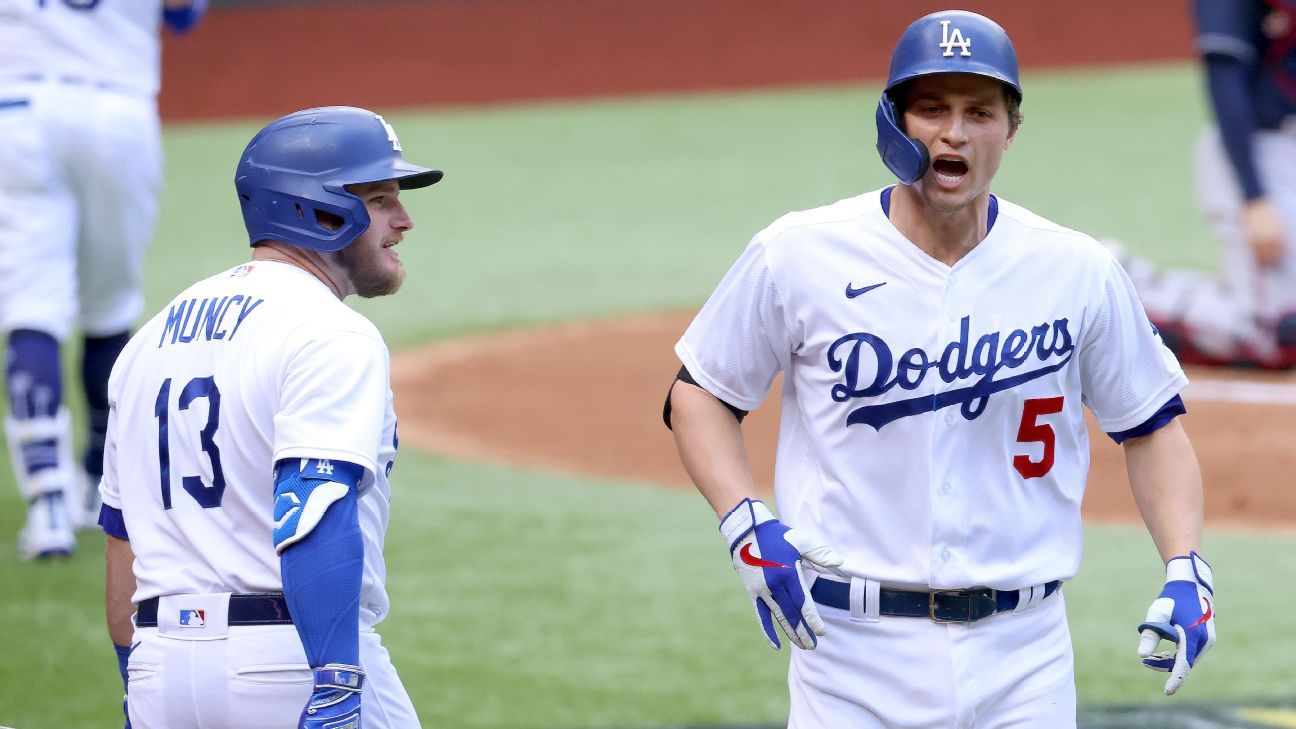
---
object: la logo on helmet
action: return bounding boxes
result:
[376,114,403,152]
[939,20,972,57]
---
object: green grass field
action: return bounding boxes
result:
[4,63,1293,728]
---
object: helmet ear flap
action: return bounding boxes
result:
[874,95,930,185]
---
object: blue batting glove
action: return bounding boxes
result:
[298,664,364,729]
[1137,551,1216,695]
[719,498,846,650]
[114,643,132,729]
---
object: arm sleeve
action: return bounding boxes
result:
[1194,0,1265,65]
[674,238,796,411]
[162,0,207,34]
[279,467,362,669]
[274,331,389,483]
[1205,56,1265,200]
[1079,255,1189,433]
[1194,0,1269,199]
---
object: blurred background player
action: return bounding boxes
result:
[102,106,439,728]
[0,0,206,559]
[1123,0,1296,369]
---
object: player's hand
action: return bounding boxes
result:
[1242,198,1286,268]
[1136,552,1215,696]
[298,664,364,729]
[719,498,846,650]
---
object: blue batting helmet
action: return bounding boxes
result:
[875,10,1021,184]
[235,106,443,252]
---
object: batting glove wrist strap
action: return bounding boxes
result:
[307,664,365,712]
[719,498,774,549]
[1136,551,1216,696]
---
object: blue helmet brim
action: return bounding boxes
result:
[336,158,444,191]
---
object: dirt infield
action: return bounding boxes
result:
[392,312,1296,530]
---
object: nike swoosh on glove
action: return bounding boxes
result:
[720,498,846,650]
[1137,551,1216,696]
[299,664,364,729]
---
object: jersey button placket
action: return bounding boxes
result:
[932,273,967,583]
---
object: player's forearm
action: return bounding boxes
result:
[669,381,759,518]
[105,535,138,647]
[1123,419,1204,562]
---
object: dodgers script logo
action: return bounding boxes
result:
[939,19,972,57]
[827,315,1073,430]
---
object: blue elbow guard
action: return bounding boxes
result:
[163,0,207,34]
[273,458,364,554]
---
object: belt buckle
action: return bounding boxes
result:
[928,589,998,623]
[929,589,969,624]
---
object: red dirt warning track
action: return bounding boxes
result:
[159,0,1193,121]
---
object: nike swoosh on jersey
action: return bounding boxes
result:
[739,542,791,569]
[1188,597,1213,628]
[845,282,887,298]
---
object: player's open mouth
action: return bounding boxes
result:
[932,157,968,188]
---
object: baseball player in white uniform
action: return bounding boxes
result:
[0,0,207,560]
[101,106,440,728]
[665,11,1217,727]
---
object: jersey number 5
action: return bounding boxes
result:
[154,377,226,509]
[1014,396,1064,479]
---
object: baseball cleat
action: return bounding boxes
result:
[18,492,76,560]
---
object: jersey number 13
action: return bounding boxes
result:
[154,376,226,509]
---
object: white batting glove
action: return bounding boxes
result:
[719,498,846,650]
[1137,552,1216,696]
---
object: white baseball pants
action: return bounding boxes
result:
[127,595,420,728]
[788,589,1075,728]
[0,78,162,340]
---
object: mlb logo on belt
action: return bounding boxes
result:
[178,609,206,627]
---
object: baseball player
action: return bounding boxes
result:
[0,0,207,560]
[665,11,1216,727]
[1125,0,1296,369]
[101,106,440,728]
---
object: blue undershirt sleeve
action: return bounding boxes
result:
[276,458,364,669]
[1106,395,1187,444]
[1205,55,1265,200]
[162,0,207,34]
[98,504,128,540]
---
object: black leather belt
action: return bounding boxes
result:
[810,579,1060,623]
[136,593,292,627]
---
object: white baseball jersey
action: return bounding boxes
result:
[0,0,162,96]
[100,261,399,630]
[678,188,1186,591]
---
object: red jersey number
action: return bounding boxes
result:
[1014,396,1065,479]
